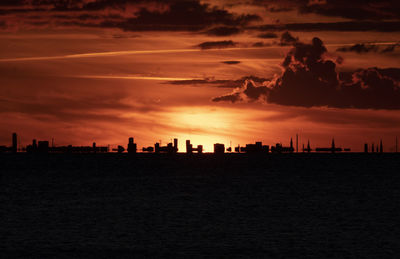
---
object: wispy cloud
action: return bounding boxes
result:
[0,46,278,62]
[77,75,202,81]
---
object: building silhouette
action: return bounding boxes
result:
[112,145,125,153]
[155,138,178,154]
[26,138,108,153]
[12,133,17,153]
[142,146,154,152]
[186,140,203,154]
[303,140,312,153]
[270,138,294,153]
[315,138,342,153]
[38,141,49,153]
[127,137,137,154]
[214,143,225,154]
[235,142,269,153]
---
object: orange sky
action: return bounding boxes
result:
[1,0,400,152]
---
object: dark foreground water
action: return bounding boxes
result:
[1,153,400,258]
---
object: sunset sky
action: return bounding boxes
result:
[1,0,399,152]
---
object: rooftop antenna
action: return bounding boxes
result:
[296,134,298,153]
[396,136,398,153]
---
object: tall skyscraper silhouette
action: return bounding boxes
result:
[290,138,293,151]
[12,133,17,153]
[128,137,137,154]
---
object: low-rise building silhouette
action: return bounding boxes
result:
[214,143,225,154]
[270,138,294,153]
[0,145,8,152]
[316,139,342,153]
[303,140,312,153]
[155,138,178,154]
[26,138,109,153]
[235,142,269,153]
[38,141,49,153]
[142,146,154,152]
[186,140,203,154]
[112,145,125,153]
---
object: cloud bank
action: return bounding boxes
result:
[337,43,400,54]
[0,0,260,32]
[213,37,400,109]
[197,40,237,49]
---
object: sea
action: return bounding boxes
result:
[1,153,400,258]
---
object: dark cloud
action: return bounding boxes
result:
[253,21,400,32]
[206,26,241,36]
[299,0,400,21]
[212,92,242,103]
[212,80,268,103]
[2,1,400,33]
[0,0,260,32]
[0,0,25,6]
[257,32,278,39]
[167,76,268,88]
[197,40,237,49]
[252,42,271,47]
[222,61,241,65]
[0,0,157,11]
[337,44,379,53]
[280,31,298,46]
[252,31,297,47]
[213,37,400,109]
[337,43,400,54]
[102,1,260,32]
[249,0,400,20]
[381,44,400,53]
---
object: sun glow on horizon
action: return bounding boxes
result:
[166,108,234,151]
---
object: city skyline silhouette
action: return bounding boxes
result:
[2,132,399,154]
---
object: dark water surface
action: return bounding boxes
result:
[1,153,400,258]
